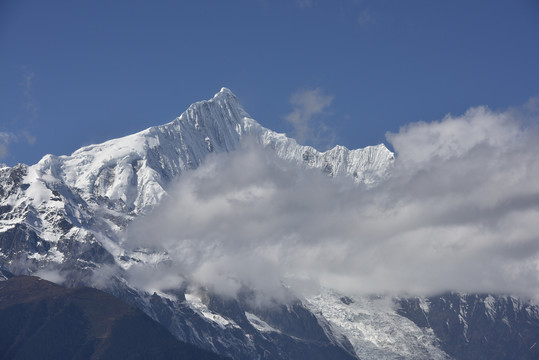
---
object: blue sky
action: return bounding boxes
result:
[1,0,538,166]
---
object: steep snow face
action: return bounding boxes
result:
[33,89,249,216]
[32,88,394,216]
[252,125,394,185]
[306,289,452,360]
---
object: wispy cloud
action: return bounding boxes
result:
[295,0,314,9]
[20,66,38,125]
[358,8,375,28]
[22,130,36,145]
[0,132,13,160]
[285,88,335,147]
[34,268,66,284]
[1,67,38,160]
[124,101,539,303]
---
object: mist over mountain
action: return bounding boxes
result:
[0,88,538,359]
[126,98,539,301]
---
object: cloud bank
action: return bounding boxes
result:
[125,104,539,302]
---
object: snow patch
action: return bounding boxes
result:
[419,298,430,314]
[484,295,496,320]
[245,312,280,333]
[185,293,240,329]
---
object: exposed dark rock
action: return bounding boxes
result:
[0,205,12,216]
[397,293,539,360]
[0,225,51,259]
[340,296,354,305]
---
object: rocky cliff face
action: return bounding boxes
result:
[396,293,539,360]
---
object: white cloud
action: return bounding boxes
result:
[0,130,36,160]
[22,130,36,145]
[285,88,334,146]
[125,103,539,303]
[35,268,66,284]
[0,132,15,159]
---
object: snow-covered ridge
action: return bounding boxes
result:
[0,88,394,268]
[32,88,394,215]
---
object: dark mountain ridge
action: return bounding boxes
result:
[0,276,227,360]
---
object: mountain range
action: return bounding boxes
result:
[0,88,537,359]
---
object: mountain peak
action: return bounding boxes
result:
[209,87,239,104]
[24,89,393,217]
[216,87,235,97]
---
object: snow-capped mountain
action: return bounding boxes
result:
[0,88,537,360]
[0,87,393,272]
[34,88,393,216]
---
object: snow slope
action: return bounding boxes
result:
[34,88,394,216]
